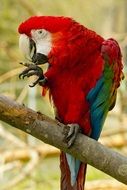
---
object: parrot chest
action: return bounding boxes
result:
[49,73,89,125]
[46,53,104,133]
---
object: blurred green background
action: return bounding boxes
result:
[0,0,127,190]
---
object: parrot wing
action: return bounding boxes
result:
[87,38,123,140]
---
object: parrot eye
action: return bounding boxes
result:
[37,29,48,38]
[38,30,43,34]
[30,29,52,57]
[31,29,49,41]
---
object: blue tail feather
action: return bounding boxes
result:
[66,153,81,186]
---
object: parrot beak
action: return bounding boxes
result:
[32,53,48,65]
[29,38,48,65]
[19,34,49,65]
[19,34,31,60]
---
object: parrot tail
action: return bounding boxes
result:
[60,151,87,190]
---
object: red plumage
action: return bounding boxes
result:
[44,20,104,135]
[18,16,74,36]
[43,22,104,189]
[19,16,104,133]
[18,16,123,190]
[60,152,86,190]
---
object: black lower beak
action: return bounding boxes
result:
[32,53,48,65]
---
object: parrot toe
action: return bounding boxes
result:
[19,62,46,87]
[66,124,81,148]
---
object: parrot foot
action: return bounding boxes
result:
[65,124,81,148]
[19,62,47,87]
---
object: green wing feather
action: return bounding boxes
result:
[87,38,123,140]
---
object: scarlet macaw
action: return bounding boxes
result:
[18,16,123,190]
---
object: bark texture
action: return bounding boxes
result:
[0,95,127,185]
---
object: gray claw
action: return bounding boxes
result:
[19,63,46,87]
[38,77,48,86]
[29,79,39,87]
[66,124,80,148]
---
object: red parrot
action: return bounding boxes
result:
[18,16,123,190]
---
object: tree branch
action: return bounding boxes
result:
[0,95,127,185]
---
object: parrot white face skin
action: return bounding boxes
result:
[19,29,52,61]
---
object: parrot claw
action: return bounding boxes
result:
[38,77,48,86]
[65,124,81,148]
[29,77,48,87]
[19,63,47,87]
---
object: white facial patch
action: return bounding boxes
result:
[31,29,52,56]
[19,34,31,60]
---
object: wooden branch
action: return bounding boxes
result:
[0,95,127,185]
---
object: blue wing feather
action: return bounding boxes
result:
[87,63,113,140]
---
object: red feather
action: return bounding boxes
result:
[18,16,123,190]
[43,19,104,190]
[44,20,104,134]
[18,16,74,36]
[60,152,86,190]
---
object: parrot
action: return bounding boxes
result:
[18,16,123,190]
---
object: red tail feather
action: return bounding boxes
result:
[60,152,87,190]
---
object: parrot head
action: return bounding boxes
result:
[18,16,74,66]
